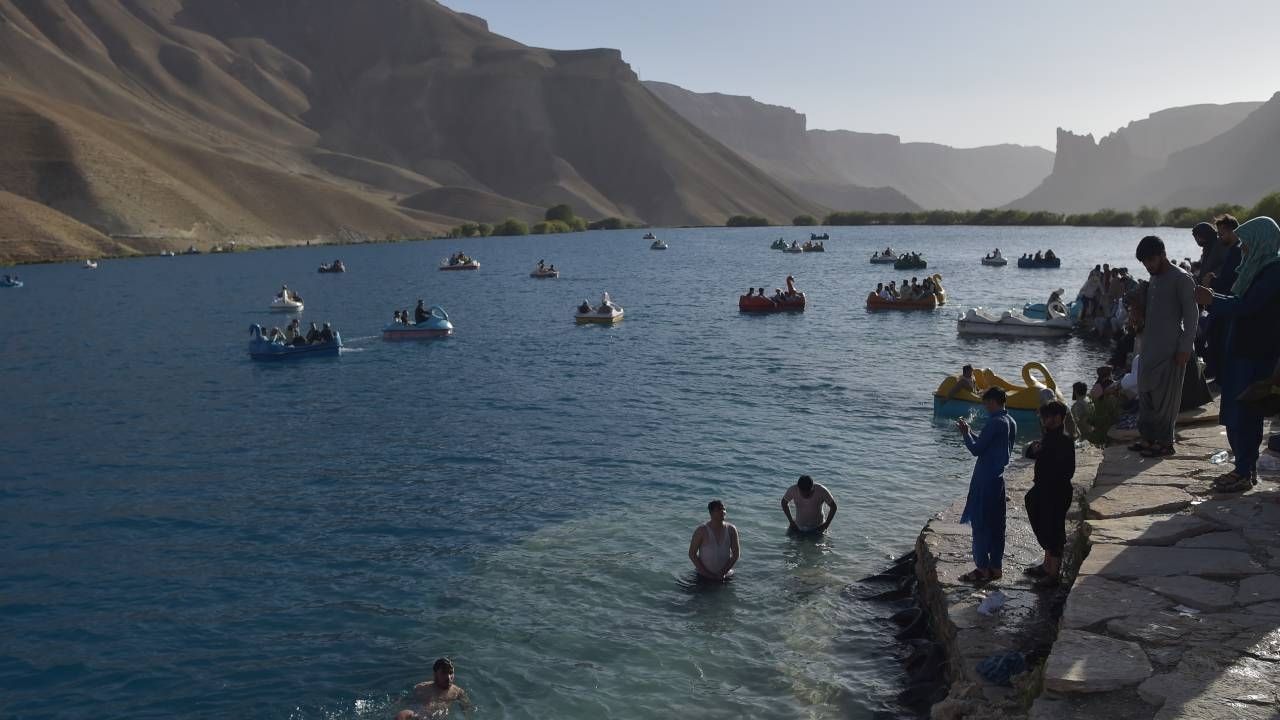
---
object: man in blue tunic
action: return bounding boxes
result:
[956,387,1017,584]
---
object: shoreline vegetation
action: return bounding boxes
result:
[8,194,1279,267]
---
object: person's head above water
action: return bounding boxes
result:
[982,386,1007,411]
[432,657,454,688]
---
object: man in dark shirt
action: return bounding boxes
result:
[1204,215,1243,379]
[1024,401,1076,588]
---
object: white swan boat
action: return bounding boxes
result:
[576,292,624,324]
[870,250,897,264]
[270,294,304,312]
[957,307,1073,338]
[650,239,668,250]
[83,260,98,269]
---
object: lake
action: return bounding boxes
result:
[0,225,1198,718]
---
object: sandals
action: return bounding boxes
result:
[959,569,990,584]
[1141,444,1176,458]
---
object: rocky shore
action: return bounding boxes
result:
[911,419,1279,719]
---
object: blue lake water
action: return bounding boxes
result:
[0,226,1199,719]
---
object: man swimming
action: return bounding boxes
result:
[781,475,838,534]
[689,500,740,581]
[396,657,474,719]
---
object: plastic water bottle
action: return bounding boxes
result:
[1209,450,1229,464]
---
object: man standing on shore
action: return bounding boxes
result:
[956,387,1016,584]
[1204,215,1243,379]
[1132,236,1199,457]
[689,500,740,581]
[1024,401,1076,589]
[781,475,838,534]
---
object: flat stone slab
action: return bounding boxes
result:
[1086,514,1217,546]
[1096,454,1217,480]
[1138,649,1279,715]
[1043,629,1153,693]
[1078,544,1265,579]
[1086,485,1193,519]
[1134,575,1238,612]
[1062,575,1171,629]
[1193,493,1280,531]
[1174,531,1250,550]
[1238,574,1280,605]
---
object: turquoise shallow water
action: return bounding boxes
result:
[0,226,1198,718]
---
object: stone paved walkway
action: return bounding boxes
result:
[1032,422,1280,720]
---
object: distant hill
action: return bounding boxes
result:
[1154,93,1280,209]
[643,81,1053,211]
[1008,101,1265,213]
[0,0,818,263]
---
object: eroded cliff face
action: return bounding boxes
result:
[1008,102,1266,213]
[0,0,821,262]
[644,80,1053,211]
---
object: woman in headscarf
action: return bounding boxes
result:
[1195,216,1280,492]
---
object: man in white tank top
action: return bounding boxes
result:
[781,475,838,534]
[689,500,740,581]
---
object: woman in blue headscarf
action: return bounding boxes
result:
[1195,216,1280,492]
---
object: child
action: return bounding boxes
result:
[1024,401,1076,588]
[1071,381,1093,437]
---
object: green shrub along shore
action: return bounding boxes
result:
[441,204,642,238]
[441,192,1280,238]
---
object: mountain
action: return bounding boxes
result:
[0,0,818,263]
[1153,93,1280,209]
[1008,101,1265,213]
[643,81,1054,210]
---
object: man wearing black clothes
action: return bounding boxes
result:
[1023,401,1076,589]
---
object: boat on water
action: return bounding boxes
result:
[981,250,1007,266]
[1017,255,1061,269]
[770,239,788,250]
[384,306,453,339]
[894,254,927,270]
[183,246,201,255]
[318,260,346,273]
[866,292,939,310]
[530,264,559,278]
[160,250,176,257]
[956,307,1073,338]
[782,242,804,253]
[1023,294,1083,321]
[440,253,480,270]
[650,239,668,250]
[870,250,897,264]
[83,260,98,269]
[802,241,825,252]
[1,275,23,288]
[809,232,830,241]
[643,232,657,240]
[576,292,624,324]
[270,289,304,312]
[739,276,805,313]
[934,361,1059,420]
[248,324,340,359]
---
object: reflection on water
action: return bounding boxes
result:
[0,225,1196,718]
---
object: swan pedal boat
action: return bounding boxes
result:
[248,324,340,359]
[1,278,23,288]
[576,305,624,324]
[782,245,804,254]
[270,295,304,312]
[83,260,98,269]
[870,250,897,264]
[934,362,1059,421]
[739,294,806,313]
[643,232,657,240]
[318,262,346,273]
[1023,299,1083,321]
[440,260,480,271]
[384,306,453,339]
[1017,257,1062,268]
[650,240,668,250]
[957,307,1073,337]
[981,255,1008,266]
[866,292,942,310]
[530,267,560,278]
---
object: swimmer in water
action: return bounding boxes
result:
[395,658,474,719]
[689,499,740,581]
[781,474,838,534]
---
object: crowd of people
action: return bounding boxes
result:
[1020,249,1058,261]
[954,215,1280,591]
[263,318,335,345]
[872,274,942,302]
[446,251,475,266]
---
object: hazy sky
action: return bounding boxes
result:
[443,0,1280,150]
